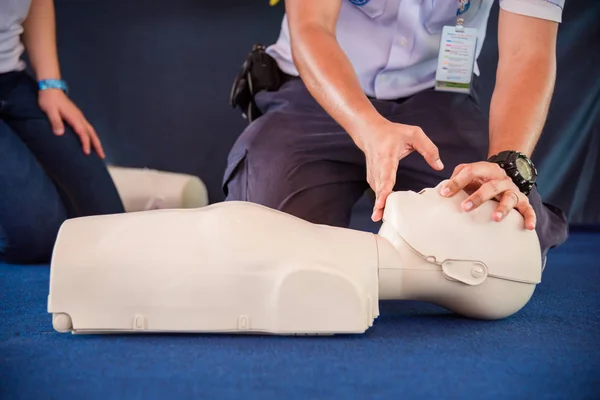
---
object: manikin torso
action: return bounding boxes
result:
[48,183,542,335]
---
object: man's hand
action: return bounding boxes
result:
[286,0,443,221]
[440,161,536,230]
[38,89,105,159]
[364,120,444,222]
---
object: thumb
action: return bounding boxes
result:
[371,160,396,222]
[410,127,443,170]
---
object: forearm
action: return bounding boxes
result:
[488,9,559,159]
[290,26,386,150]
[488,52,556,158]
[22,0,61,81]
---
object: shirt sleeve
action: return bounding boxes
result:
[499,0,565,23]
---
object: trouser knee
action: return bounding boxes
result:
[223,149,289,209]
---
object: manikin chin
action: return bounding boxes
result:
[48,182,542,335]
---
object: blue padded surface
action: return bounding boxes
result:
[1,232,599,399]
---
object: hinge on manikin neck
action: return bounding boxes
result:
[385,221,489,286]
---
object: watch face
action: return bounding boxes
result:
[516,158,534,181]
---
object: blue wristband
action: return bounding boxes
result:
[38,79,68,93]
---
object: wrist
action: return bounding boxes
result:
[488,148,533,160]
[35,67,62,82]
[346,112,389,150]
[38,79,68,94]
[488,150,537,196]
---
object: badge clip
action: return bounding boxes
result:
[456,17,465,32]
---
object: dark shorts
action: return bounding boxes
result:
[223,78,568,259]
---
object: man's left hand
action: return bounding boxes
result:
[439,161,536,230]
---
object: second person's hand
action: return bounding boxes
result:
[359,120,444,222]
[38,88,105,159]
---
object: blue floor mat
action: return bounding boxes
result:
[1,232,599,399]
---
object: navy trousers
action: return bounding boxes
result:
[0,71,124,264]
[223,78,568,258]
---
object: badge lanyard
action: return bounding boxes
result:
[456,0,470,31]
[434,0,478,94]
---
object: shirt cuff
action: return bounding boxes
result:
[500,0,564,23]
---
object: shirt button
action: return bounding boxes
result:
[398,37,409,46]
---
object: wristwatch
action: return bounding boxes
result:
[38,79,69,94]
[488,151,537,196]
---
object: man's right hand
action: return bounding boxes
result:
[286,0,443,221]
[359,120,444,222]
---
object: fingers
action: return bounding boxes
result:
[516,195,536,230]
[86,121,105,159]
[437,161,536,230]
[493,190,536,230]
[371,158,397,222]
[47,110,65,135]
[440,164,473,196]
[407,127,444,171]
[62,111,91,155]
[493,190,519,222]
[450,163,468,179]
[461,176,513,212]
[372,182,395,222]
[459,179,536,229]
[441,162,505,197]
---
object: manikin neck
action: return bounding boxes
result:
[375,222,442,301]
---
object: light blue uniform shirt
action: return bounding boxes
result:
[267,0,564,100]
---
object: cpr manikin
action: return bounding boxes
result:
[48,182,542,335]
[107,166,209,212]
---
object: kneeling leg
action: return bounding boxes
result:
[0,121,67,263]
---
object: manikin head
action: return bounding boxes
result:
[376,182,542,320]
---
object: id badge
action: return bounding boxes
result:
[435,25,478,94]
